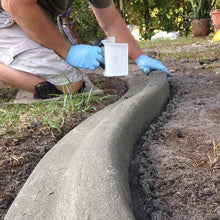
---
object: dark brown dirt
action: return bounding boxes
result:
[0,73,128,219]
[0,42,220,220]
[130,55,220,220]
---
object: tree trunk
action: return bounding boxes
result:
[142,0,150,31]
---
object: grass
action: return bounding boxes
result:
[0,86,113,137]
[138,34,220,60]
[206,141,220,171]
[161,47,220,60]
[139,34,215,48]
[213,141,220,157]
[1,35,219,138]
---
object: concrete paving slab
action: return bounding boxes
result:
[4,71,169,220]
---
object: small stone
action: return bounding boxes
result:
[161,132,169,138]
[176,130,185,138]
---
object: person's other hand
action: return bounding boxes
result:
[135,54,170,76]
[65,45,104,70]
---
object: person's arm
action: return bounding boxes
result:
[91,4,169,75]
[1,0,71,59]
[2,0,104,70]
[90,4,143,61]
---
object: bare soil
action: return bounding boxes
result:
[130,48,220,219]
[0,73,128,219]
[1,41,220,219]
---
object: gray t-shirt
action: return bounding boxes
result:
[0,0,113,19]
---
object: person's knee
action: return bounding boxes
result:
[55,79,84,94]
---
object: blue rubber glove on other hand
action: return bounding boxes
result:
[135,54,170,76]
[65,45,104,70]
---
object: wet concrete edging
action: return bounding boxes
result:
[4,71,169,220]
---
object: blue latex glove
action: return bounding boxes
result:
[135,54,170,76]
[65,45,104,70]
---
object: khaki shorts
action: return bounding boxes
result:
[0,11,82,85]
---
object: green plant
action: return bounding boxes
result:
[180,0,216,36]
[213,141,220,157]
[212,0,220,8]
[189,0,216,19]
[206,141,220,170]
[70,0,105,44]
[0,87,113,137]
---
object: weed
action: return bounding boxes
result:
[206,141,220,171]
[213,141,220,157]
[0,86,18,104]
[0,87,112,136]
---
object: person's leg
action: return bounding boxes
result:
[0,62,83,94]
[0,62,45,93]
[55,80,84,94]
[0,13,84,96]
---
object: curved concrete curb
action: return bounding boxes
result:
[5,71,169,220]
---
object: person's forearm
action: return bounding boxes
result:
[106,16,143,61]
[2,0,71,59]
[103,14,143,61]
[91,4,143,61]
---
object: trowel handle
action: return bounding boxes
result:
[98,43,105,69]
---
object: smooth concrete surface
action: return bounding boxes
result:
[4,71,170,220]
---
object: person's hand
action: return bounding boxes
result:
[65,45,104,70]
[135,54,170,76]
